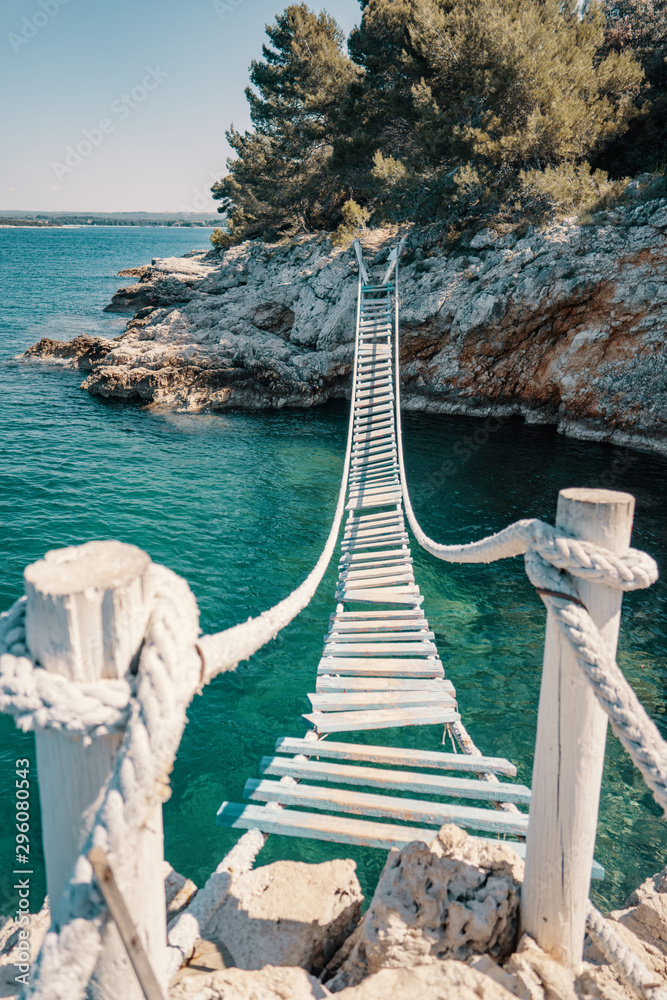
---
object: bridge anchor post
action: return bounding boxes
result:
[521,488,635,967]
[24,540,167,999]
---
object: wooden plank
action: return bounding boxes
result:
[315,676,455,694]
[304,705,459,733]
[339,549,409,563]
[317,657,443,677]
[340,537,410,552]
[346,499,402,512]
[336,588,423,604]
[308,690,456,712]
[345,510,401,524]
[330,609,424,619]
[88,847,166,1000]
[215,802,604,878]
[326,632,432,644]
[327,619,425,632]
[274,738,516,777]
[259,758,530,806]
[338,568,415,583]
[246,779,529,834]
[323,641,435,656]
[339,573,414,588]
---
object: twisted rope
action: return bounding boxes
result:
[586,903,667,1000]
[389,249,666,998]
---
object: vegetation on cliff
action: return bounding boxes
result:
[211,0,665,245]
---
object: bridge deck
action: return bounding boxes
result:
[216,272,602,877]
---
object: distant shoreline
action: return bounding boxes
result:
[0,219,216,229]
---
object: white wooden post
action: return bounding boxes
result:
[522,488,635,967]
[24,540,167,998]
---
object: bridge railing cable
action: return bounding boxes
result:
[388,240,667,1000]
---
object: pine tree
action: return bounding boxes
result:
[338,0,643,220]
[595,0,667,175]
[212,4,360,243]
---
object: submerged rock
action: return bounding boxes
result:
[24,197,667,454]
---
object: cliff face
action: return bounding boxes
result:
[25,197,667,454]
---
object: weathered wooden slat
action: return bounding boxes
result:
[304,705,459,733]
[326,632,432,645]
[337,569,414,585]
[336,588,423,604]
[274,738,515,776]
[327,618,424,631]
[340,573,414,589]
[247,778,528,833]
[346,498,403,512]
[340,537,410,552]
[308,690,456,712]
[339,549,409,563]
[215,802,604,878]
[324,641,435,656]
[330,609,424,619]
[259,758,530,807]
[317,657,442,677]
[345,510,401,525]
[343,518,403,533]
[315,675,455,694]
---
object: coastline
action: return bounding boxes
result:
[24,195,667,457]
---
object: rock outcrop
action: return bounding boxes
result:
[326,825,523,991]
[199,858,362,975]
[24,196,667,454]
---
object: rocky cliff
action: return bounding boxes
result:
[25,197,667,455]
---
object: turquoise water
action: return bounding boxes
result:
[0,227,665,917]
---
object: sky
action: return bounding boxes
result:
[0,0,361,213]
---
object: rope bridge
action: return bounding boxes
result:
[0,240,665,1000]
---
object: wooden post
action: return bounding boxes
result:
[24,540,167,999]
[522,488,635,967]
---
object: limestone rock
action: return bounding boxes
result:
[168,964,330,1000]
[505,935,578,1000]
[24,195,667,454]
[164,862,198,922]
[326,825,523,991]
[201,858,362,976]
[615,866,667,956]
[334,959,518,1000]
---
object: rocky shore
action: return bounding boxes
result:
[25,195,667,455]
[3,825,667,999]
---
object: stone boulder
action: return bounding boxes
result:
[201,858,362,976]
[335,959,518,1000]
[169,964,329,1000]
[326,825,523,991]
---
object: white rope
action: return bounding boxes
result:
[0,274,365,998]
[586,903,667,1000]
[165,828,266,979]
[26,563,201,1000]
[388,247,666,998]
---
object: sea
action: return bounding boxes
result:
[0,225,665,916]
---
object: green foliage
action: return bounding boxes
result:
[213,0,649,240]
[212,4,359,243]
[210,227,231,249]
[595,0,667,175]
[518,162,628,216]
[332,199,371,246]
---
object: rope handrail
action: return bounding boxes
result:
[0,264,369,1000]
[387,243,667,1000]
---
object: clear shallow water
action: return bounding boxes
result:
[0,227,665,916]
